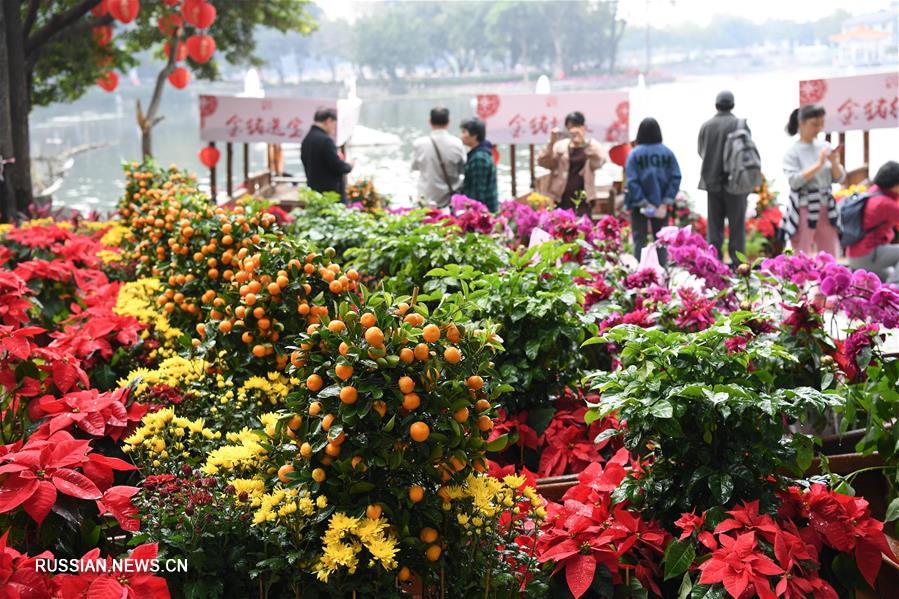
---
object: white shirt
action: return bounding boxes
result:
[411,129,466,207]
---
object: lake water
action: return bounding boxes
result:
[31,66,898,216]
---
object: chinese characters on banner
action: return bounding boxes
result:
[199,95,339,144]
[474,91,630,145]
[798,72,899,132]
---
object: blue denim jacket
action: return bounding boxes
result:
[624,143,682,210]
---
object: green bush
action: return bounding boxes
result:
[584,315,843,522]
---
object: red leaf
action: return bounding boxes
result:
[0,475,38,513]
[855,540,884,588]
[23,480,57,525]
[565,553,597,599]
[52,469,102,500]
[86,575,126,599]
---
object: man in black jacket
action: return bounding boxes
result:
[698,91,749,266]
[301,108,353,201]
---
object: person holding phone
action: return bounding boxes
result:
[781,104,845,256]
[537,111,607,214]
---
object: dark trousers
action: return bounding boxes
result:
[706,191,747,265]
[631,209,667,265]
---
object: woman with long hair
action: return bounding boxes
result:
[781,104,845,256]
[624,117,681,264]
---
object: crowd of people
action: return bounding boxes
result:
[299,96,899,284]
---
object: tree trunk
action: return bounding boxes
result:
[0,3,17,222]
[3,1,33,217]
[137,36,179,159]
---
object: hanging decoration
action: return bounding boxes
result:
[158,14,183,37]
[164,41,189,62]
[96,72,119,92]
[108,0,140,24]
[186,34,216,64]
[198,146,220,168]
[168,67,191,89]
[181,0,216,29]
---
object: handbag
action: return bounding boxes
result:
[430,137,457,208]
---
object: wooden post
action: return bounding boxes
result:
[863,130,870,166]
[838,132,846,165]
[510,144,517,198]
[243,143,249,183]
[529,144,535,190]
[208,141,217,199]
[226,142,233,198]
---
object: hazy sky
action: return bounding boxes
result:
[316,0,895,27]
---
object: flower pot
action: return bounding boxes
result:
[536,474,578,501]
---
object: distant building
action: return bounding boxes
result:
[831,5,899,66]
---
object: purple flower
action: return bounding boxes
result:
[820,264,851,296]
[656,226,732,290]
[642,284,673,305]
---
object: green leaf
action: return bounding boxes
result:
[678,573,694,599]
[649,399,674,419]
[886,498,899,522]
[663,539,696,580]
[486,434,509,452]
[708,473,734,504]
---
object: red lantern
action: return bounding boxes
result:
[108,0,140,24]
[91,25,113,47]
[164,41,188,62]
[199,146,220,168]
[186,34,215,63]
[97,72,119,92]
[158,14,183,37]
[168,67,190,89]
[608,143,632,167]
[90,0,108,17]
[181,0,216,29]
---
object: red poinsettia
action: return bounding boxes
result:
[698,532,783,599]
[0,529,55,598]
[674,510,716,550]
[537,452,668,598]
[0,271,34,326]
[53,543,171,598]
[0,431,136,525]
[4,224,72,250]
[490,409,539,450]
[715,500,781,544]
[30,387,148,441]
[96,485,141,532]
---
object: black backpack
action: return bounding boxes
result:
[838,190,876,248]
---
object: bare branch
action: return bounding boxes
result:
[25,0,102,57]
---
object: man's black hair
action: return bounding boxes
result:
[460,117,486,143]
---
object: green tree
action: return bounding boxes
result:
[0,0,316,221]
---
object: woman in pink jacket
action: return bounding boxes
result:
[537,111,607,215]
[846,161,899,283]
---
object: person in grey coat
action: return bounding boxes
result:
[698,91,749,266]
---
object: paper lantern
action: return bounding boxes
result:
[164,41,188,62]
[186,34,215,63]
[108,0,140,24]
[158,14,183,37]
[492,145,500,165]
[199,146,220,168]
[168,67,190,89]
[181,0,216,29]
[90,0,108,17]
[91,25,113,47]
[609,143,632,167]
[97,72,119,92]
